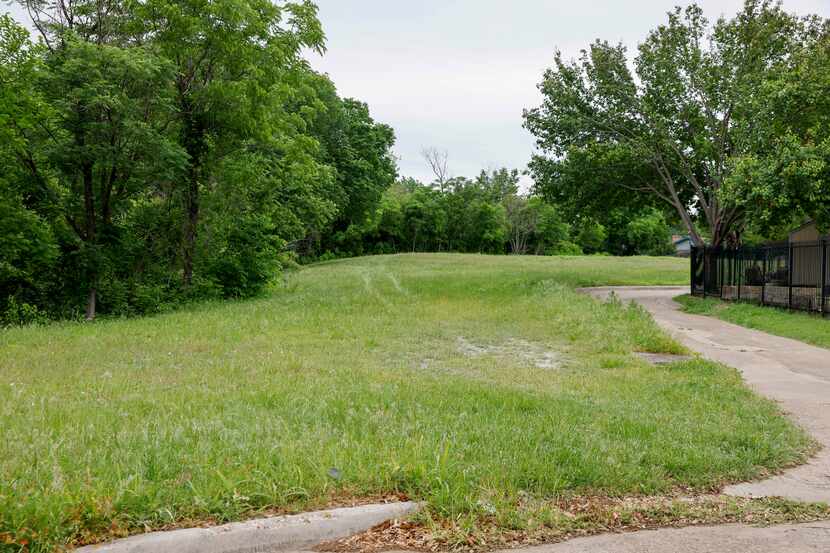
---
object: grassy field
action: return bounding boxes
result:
[0,254,817,551]
[676,295,830,350]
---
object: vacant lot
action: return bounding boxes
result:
[677,295,830,350]
[0,255,814,551]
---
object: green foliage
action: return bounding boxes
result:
[531,198,571,253]
[320,166,675,259]
[309,75,398,231]
[0,192,58,312]
[624,209,674,256]
[1,295,49,326]
[0,4,397,322]
[322,175,543,257]
[719,20,830,235]
[549,241,583,256]
[573,219,607,254]
[525,0,823,247]
[200,214,284,298]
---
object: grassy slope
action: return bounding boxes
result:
[676,294,830,350]
[0,254,812,551]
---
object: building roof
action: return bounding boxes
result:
[789,220,829,243]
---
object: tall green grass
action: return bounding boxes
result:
[0,255,811,551]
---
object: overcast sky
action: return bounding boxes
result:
[5,0,830,185]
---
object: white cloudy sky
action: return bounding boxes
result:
[4,0,830,184]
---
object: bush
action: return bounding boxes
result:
[548,241,583,256]
[625,209,674,256]
[2,296,49,326]
[200,214,283,298]
[574,220,607,254]
[0,194,59,314]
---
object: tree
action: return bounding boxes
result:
[307,73,397,235]
[0,191,58,320]
[529,198,572,255]
[476,168,520,203]
[131,0,326,286]
[464,200,507,253]
[421,147,450,192]
[524,0,817,247]
[2,11,185,319]
[504,195,536,254]
[625,208,673,256]
[401,187,447,252]
[723,26,830,233]
[50,42,183,319]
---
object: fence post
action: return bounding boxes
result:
[822,239,828,317]
[761,247,767,306]
[788,243,794,309]
[737,249,742,301]
[719,249,724,298]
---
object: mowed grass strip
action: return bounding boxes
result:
[676,294,830,350]
[0,254,812,551]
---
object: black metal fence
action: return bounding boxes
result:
[691,240,830,315]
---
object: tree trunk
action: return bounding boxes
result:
[85,287,97,321]
[182,166,199,287]
[180,101,204,288]
[82,162,98,321]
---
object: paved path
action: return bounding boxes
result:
[584,286,830,503]
[492,521,830,553]
[523,286,830,553]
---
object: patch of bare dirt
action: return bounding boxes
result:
[456,337,562,369]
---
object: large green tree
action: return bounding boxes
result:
[308,74,397,227]
[525,0,819,247]
[2,13,184,319]
[724,24,830,234]
[130,0,326,286]
[2,2,397,322]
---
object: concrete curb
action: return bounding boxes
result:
[76,501,423,553]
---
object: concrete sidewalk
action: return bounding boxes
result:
[490,521,830,553]
[520,286,830,553]
[584,286,830,503]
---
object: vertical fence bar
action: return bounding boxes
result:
[822,239,828,317]
[788,243,794,309]
[737,249,742,301]
[761,246,767,306]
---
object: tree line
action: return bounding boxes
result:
[318,166,675,260]
[7,0,817,324]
